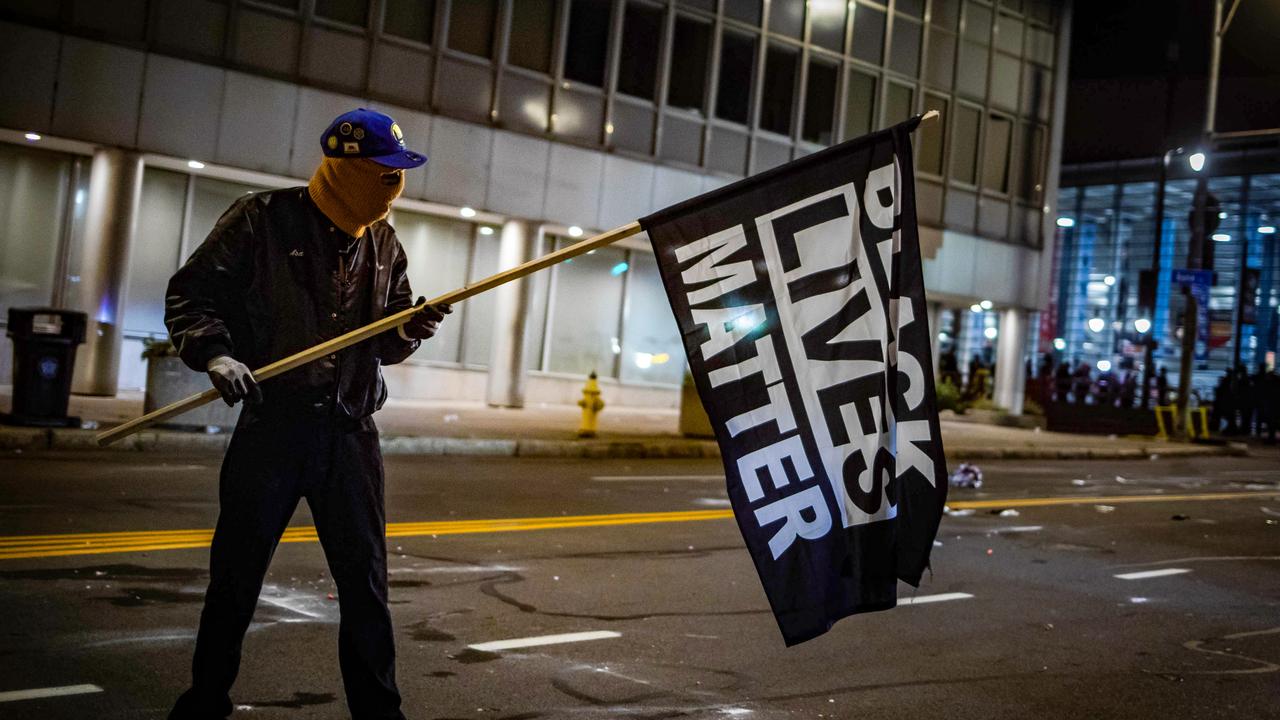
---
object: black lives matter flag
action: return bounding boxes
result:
[640,118,947,646]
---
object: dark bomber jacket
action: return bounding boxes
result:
[164,187,419,422]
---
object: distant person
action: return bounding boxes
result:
[1235,365,1256,436]
[1072,361,1092,405]
[1261,371,1279,444]
[1212,371,1232,434]
[164,109,450,720]
[1054,361,1072,402]
[940,348,960,388]
[1156,366,1170,406]
[1120,371,1138,408]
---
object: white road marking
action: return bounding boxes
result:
[389,565,523,574]
[898,592,974,605]
[990,525,1044,534]
[0,684,103,703]
[469,630,622,652]
[693,498,733,507]
[592,475,723,482]
[257,585,334,620]
[1114,568,1192,580]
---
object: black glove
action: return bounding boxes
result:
[401,298,452,340]
[206,355,263,407]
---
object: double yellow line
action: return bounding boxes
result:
[1,490,1276,562]
[0,509,733,561]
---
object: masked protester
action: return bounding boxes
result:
[164,109,446,720]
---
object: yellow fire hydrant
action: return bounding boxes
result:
[577,371,604,438]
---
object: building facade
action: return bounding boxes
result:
[1052,145,1280,400]
[0,0,1070,412]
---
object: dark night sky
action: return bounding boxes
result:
[1064,0,1280,164]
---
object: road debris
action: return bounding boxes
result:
[948,463,983,489]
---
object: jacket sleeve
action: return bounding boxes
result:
[164,197,256,372]
[378,236,421,366]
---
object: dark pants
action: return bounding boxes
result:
[169,416,403,720]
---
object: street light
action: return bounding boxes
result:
[1188,151,1206,172]
[1087,317,1106,333]
[1134,318,1152,334]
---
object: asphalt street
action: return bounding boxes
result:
[1,449,1278,719]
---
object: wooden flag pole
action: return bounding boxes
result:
[96,221,643,446]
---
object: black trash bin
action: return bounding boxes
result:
[3,308,87,427]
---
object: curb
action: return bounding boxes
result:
[944,444,1248,460]
[0,428,1247,460]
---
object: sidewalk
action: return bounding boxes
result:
[0,389,1245,459]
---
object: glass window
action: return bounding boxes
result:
[802,58,838,144]
[564,0,611,86]
[315,0,368,27]
[509,0,557,72]
[996,15,1023,55]
[759,44,798,135]
[667,16,712,112]
[982,114,1012,193]
[1016,122,1045,202]
[919,93,948,175]
[447,0,496,58]
[389,209,472,364]
[956,40,988,98]
[58,163,91,311]
[843,69,876,140]
[990,52,1020,109]
[724,0,762,25]
[462,229,500,366]
[883,82,914,127]
[850,3,885,64]
[620,252,684,384]
[769,0,804,39]
[383,0,435,44]
[963,2,992,44]
[125,169,187,335]
[618,3,663,100]
[950,104,980,184]
[0,145,70,316]
[897,0,925,18]
[931,0,959,29]
[889,17,922,77]
[716,30,757,124]
[925,27,955,88]
[809,0,847,52]
[546,241,627,377]
[189,178,262,256]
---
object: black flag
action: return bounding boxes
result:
[640,117,947,645]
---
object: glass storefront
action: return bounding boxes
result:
[0,141,686,391]
[1052,152,1280,400]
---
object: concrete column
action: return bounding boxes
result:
[485,219,540,408]
[72,149,143,396]
[993,307,1029,415]
[926,301,941,379]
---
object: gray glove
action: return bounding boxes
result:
[206,355,263,406]
[400,298,452,340]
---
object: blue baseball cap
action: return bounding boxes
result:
[320,108,427,169]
